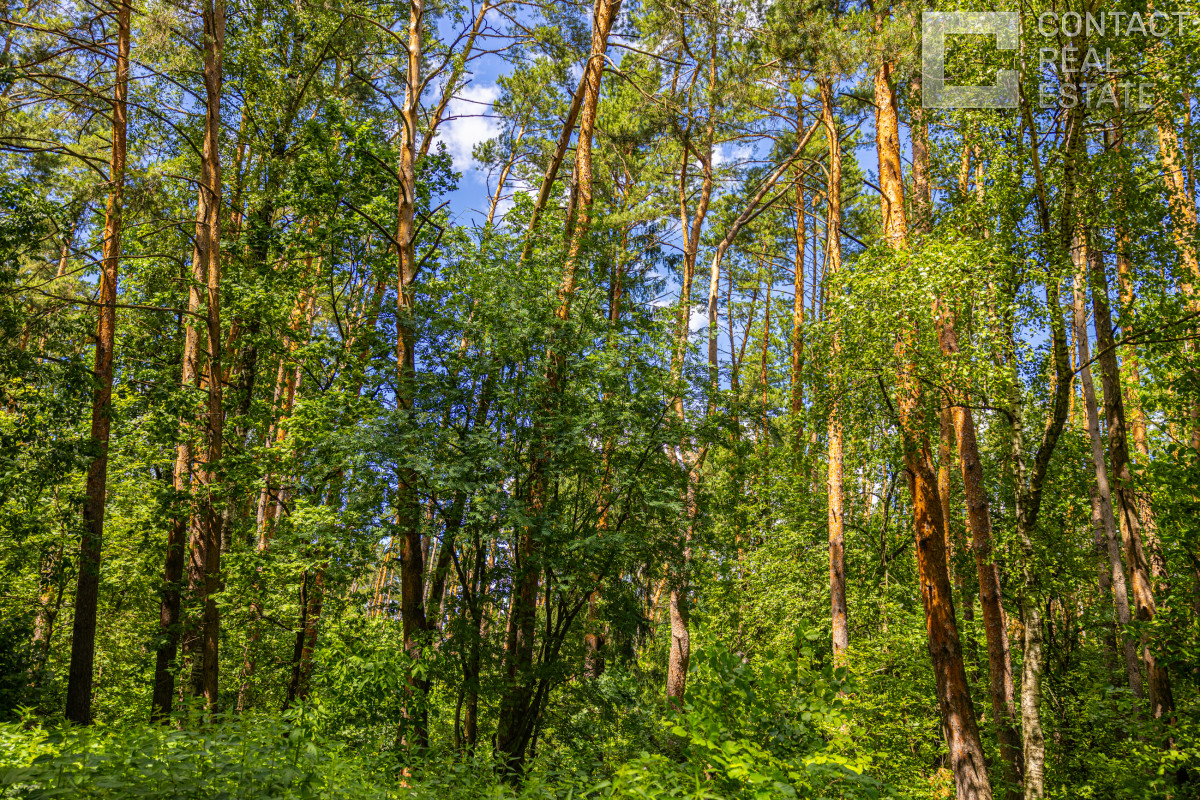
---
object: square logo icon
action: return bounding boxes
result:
[923,12,1020,108]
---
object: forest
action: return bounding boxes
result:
[0,0,1199,796]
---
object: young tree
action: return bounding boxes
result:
[495,0,619,773]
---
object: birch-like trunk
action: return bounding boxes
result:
[1071,233,1143,698]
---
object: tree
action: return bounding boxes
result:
[871,19,991,796]
[64,0,130,727]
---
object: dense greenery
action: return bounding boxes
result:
[2,0,1200,796]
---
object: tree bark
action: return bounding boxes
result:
[65,0,129,726]
[664,38,716,712]
[1089,489,1120,668]
[285,568,324,707]
[827,407,847,662]
[1153,109,1200,451]
[185,0,226,712]
[873,61,907,248]
[820,78,847,663]
[790,157,805,435]
[495,0,617,775]
[1155,111,1198,284]
[1071,235,1142,698]
[1087,237,1174,718]
[939,301,1022,793]
[874,50,992,799]
[394,0,431,751]
[956,394,1023,795]
[937,408,960,610]
[667,482,696,706]
[30,536,66,681]
[1107,119,1150,464]
[910,67,931,236]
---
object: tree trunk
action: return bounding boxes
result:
[910,67,931,235]
[495,0,617,775]
[186,0,226,712]
[667,486,695,706]
[874,51,992,799]
[1087,238,1174,718]
[790,159,805,438]
[394,0,431,751]
[285,568,324,707]
[937,406,972,652]
[1089,489,1120,669]
[1155,111,1198,284]
[1104,111,1167,585]
[1153,109,1200,451]
[30,536,65,681]
[1107,119,1151,466]
[940,304,1022,793]
[820,78,847,663]
[65,0,129,726]
[463,545,487,753]
[1018,592,1045,798]
[464,616,483,752]
[872,61,906,248]
[1071,235,1142,698]
[827,413,847,662]
[284,572,311,709]
[519,57,591,261]
[663,40,716,712]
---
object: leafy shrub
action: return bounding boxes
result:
[0,710,399,799]
[591,632,889,800]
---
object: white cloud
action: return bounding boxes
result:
[712,143,757,168]
[437,83,502,176]
[492,194,515,219]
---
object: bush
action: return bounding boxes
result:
[0,710,398,799]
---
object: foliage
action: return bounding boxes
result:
[2,0,1200,796]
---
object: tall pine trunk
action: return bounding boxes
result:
[394,0,431,750]
[790,159,805,442]
[937,279,1022,789]
[873,50,991,799]
[185,0,226,711]
[495,0,617,774]
[65,0,129,725]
